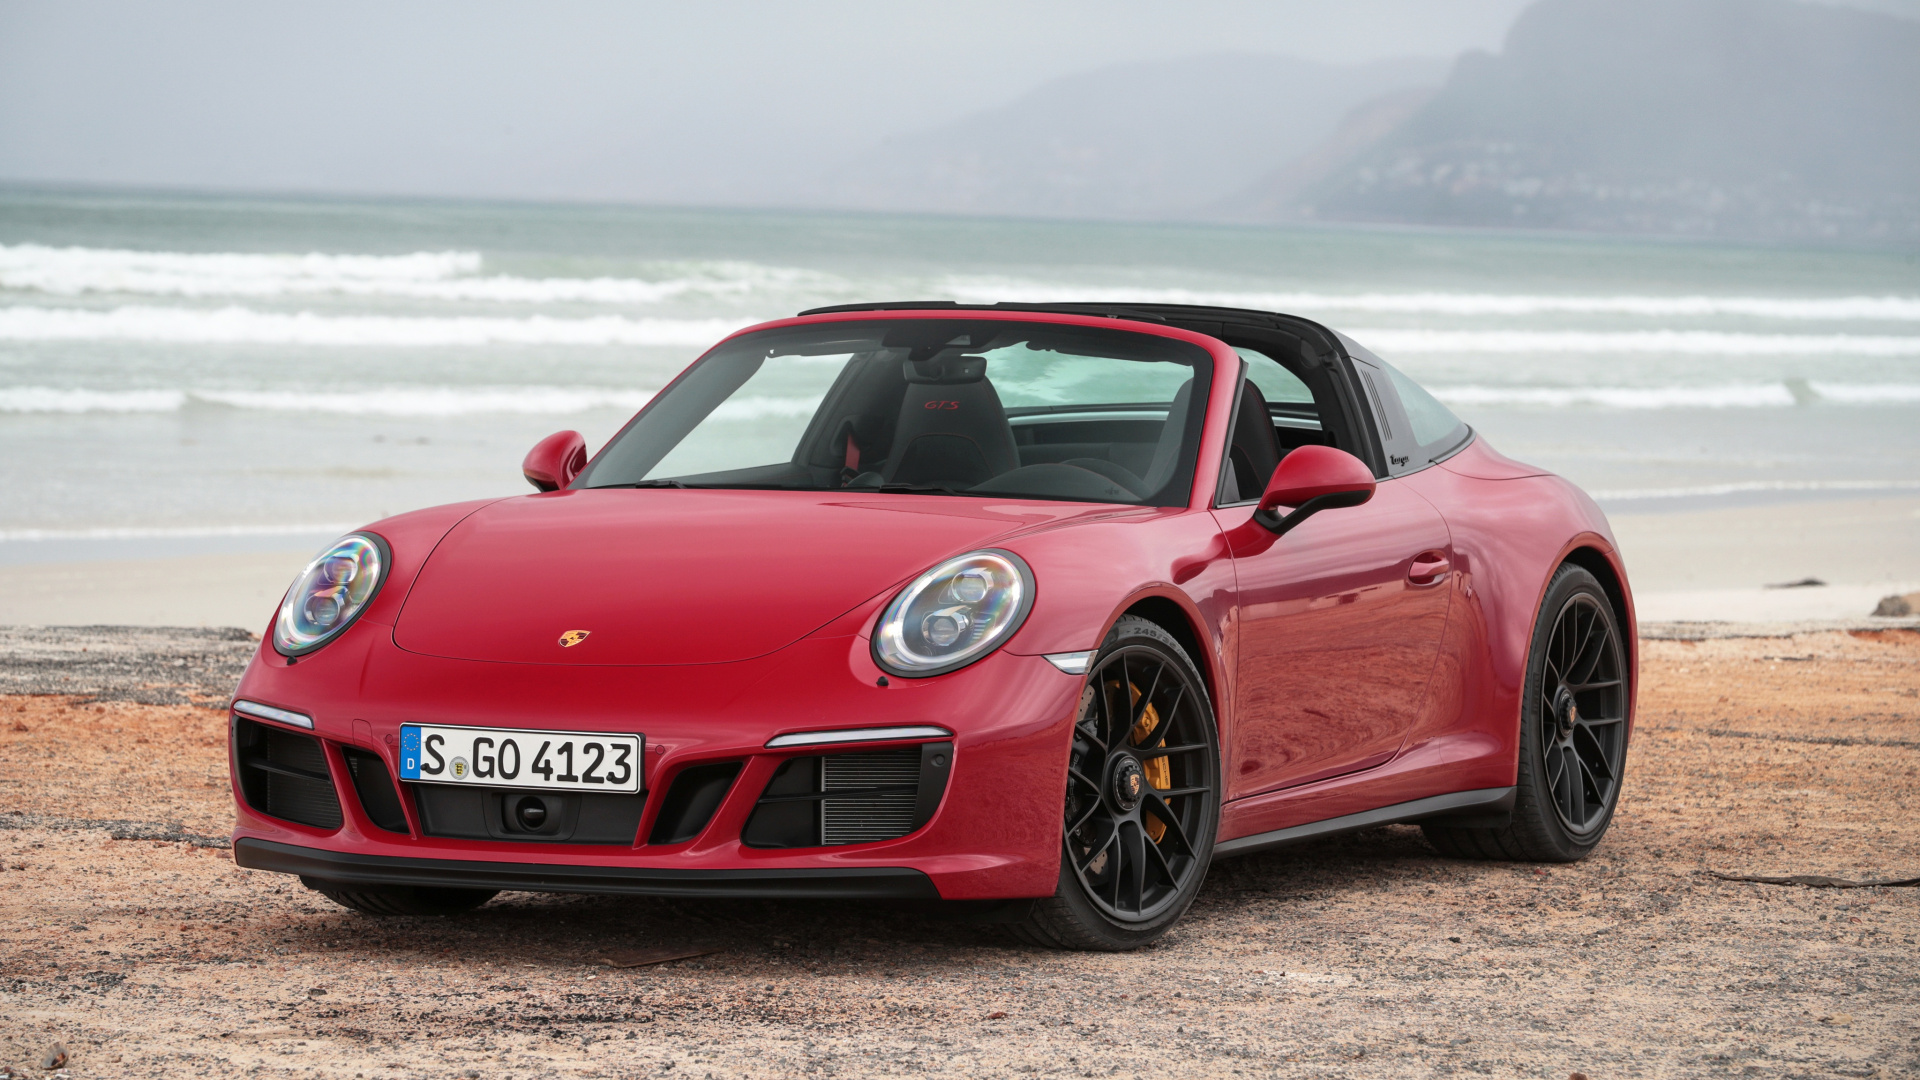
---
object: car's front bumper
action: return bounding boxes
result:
[234,837,940,899]
[228,630,1083,901]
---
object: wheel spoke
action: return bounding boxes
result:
[1130,661,1166,736]
[1076,824,1118,875]
[1545,741,1567,790]
[1566,748,1588,825]
[1141,823,1179,885]
[1143,792,1196,858]
[1568,613,1608,686]
[1067,799,1102,837]
[1121,822,1149,914]
[1067,766,1103,794]
[1573,725,1614,782]
[1567,678,1622,693]
[1143,741,1206,760]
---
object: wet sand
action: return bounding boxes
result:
[2,627,1916,1078]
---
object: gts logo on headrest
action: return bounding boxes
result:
[922,400,961,410]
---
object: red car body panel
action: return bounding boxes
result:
[228,308,1636,902]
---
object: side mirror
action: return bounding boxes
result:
[1253,445,1376,536]
[523,430,586,492]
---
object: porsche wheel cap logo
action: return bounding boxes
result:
[558,630,592,648]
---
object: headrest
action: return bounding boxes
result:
[903,355,987,385]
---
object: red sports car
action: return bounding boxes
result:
[229,303,1635,950]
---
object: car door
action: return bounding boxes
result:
[1215,347,1453,800]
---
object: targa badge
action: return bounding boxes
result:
[558,630,591,648]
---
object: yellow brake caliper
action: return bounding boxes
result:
[1127,682,1170,842]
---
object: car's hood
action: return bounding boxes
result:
[392,489,1077,665]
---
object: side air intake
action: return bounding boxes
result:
[742,743,952,849]
[234,717,343,830]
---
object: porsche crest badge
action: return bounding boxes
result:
[558,630,592,648]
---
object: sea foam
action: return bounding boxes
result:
[0,306,754,346]
[0,244,816,304]
[0,385,661,416]
[944,279,1920,321]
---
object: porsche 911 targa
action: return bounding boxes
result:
[228,302,1635,950]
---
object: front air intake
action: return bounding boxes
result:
[340,747,409,834]
[742,743,952,848]
[234,718,343,830]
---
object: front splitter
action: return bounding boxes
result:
[235,837,941,900]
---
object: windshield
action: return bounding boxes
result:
[576,319,1214,506]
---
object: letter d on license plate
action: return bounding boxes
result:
[399,724,642,793]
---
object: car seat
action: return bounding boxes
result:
[882,354,1020,488]
[1224,380,1283,502]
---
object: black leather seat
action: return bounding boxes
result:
[1224,381,1283,502]
[882,355,1020,488]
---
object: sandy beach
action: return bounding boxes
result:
[2,624,1916,1078]
[2,493,1917,630]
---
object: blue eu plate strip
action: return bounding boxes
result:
[398,725,421,780]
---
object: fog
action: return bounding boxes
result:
[0,0,1551,203]
[1,0,1915,239]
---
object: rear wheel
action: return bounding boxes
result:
[1011,616,1219,950]
[303,878,499,916]
[1423,564,1630,862]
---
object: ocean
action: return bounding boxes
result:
[2,187,1917,563]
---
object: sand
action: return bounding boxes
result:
[1,493,1916,629]
[1,626,1916,1078]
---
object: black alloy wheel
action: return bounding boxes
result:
[1012,616,1219,950]
[1424,564,1631,862]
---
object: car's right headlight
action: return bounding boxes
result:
[872,550,1034,677]
[273,532,390,657]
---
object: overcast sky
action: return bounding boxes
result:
[1,0,1914,206]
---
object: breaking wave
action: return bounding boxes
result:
[1590,479,1920,501]
[943,279,1920,321]
[1345,328,1920,356]
[1431,382,1920,408]
[0,306,755,346]
[0,244,820,304]
[0,385,661,416]
[0,522,360,542]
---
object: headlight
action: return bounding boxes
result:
[872,550,1034,677]
[272,533,390,657]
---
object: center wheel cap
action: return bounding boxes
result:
[1552,686,1579,741]
[1110,757,1145,813]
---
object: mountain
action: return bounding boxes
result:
[1267,0,1920,241]
[801,53,1449,221]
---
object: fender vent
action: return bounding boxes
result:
[742,743,952,849]
[234,718,342,830]
[340,747,409,834]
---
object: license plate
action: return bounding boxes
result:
[398,724,642,794]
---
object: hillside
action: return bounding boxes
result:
[1271,0,1920,240]
[803,53,1448,221]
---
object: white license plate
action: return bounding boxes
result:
[398,724,642,793]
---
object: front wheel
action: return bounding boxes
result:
[1423,563,1631,862]
[1011,616,1219,950]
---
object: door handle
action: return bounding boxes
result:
[1408,551,1451,586]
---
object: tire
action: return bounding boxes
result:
[303,877,500,916]
[1010,616,1220,950]
[1423,564,1631,862]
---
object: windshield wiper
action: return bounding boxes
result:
[599,479,689,488]
[875,483,987,498]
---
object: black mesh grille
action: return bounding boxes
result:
[340,747,409,834]
[821,749,920,845]
[742,743,952,849]
[235,718,343,830]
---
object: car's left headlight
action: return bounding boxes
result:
[272,532,390,657]
[872,550,1034,677]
